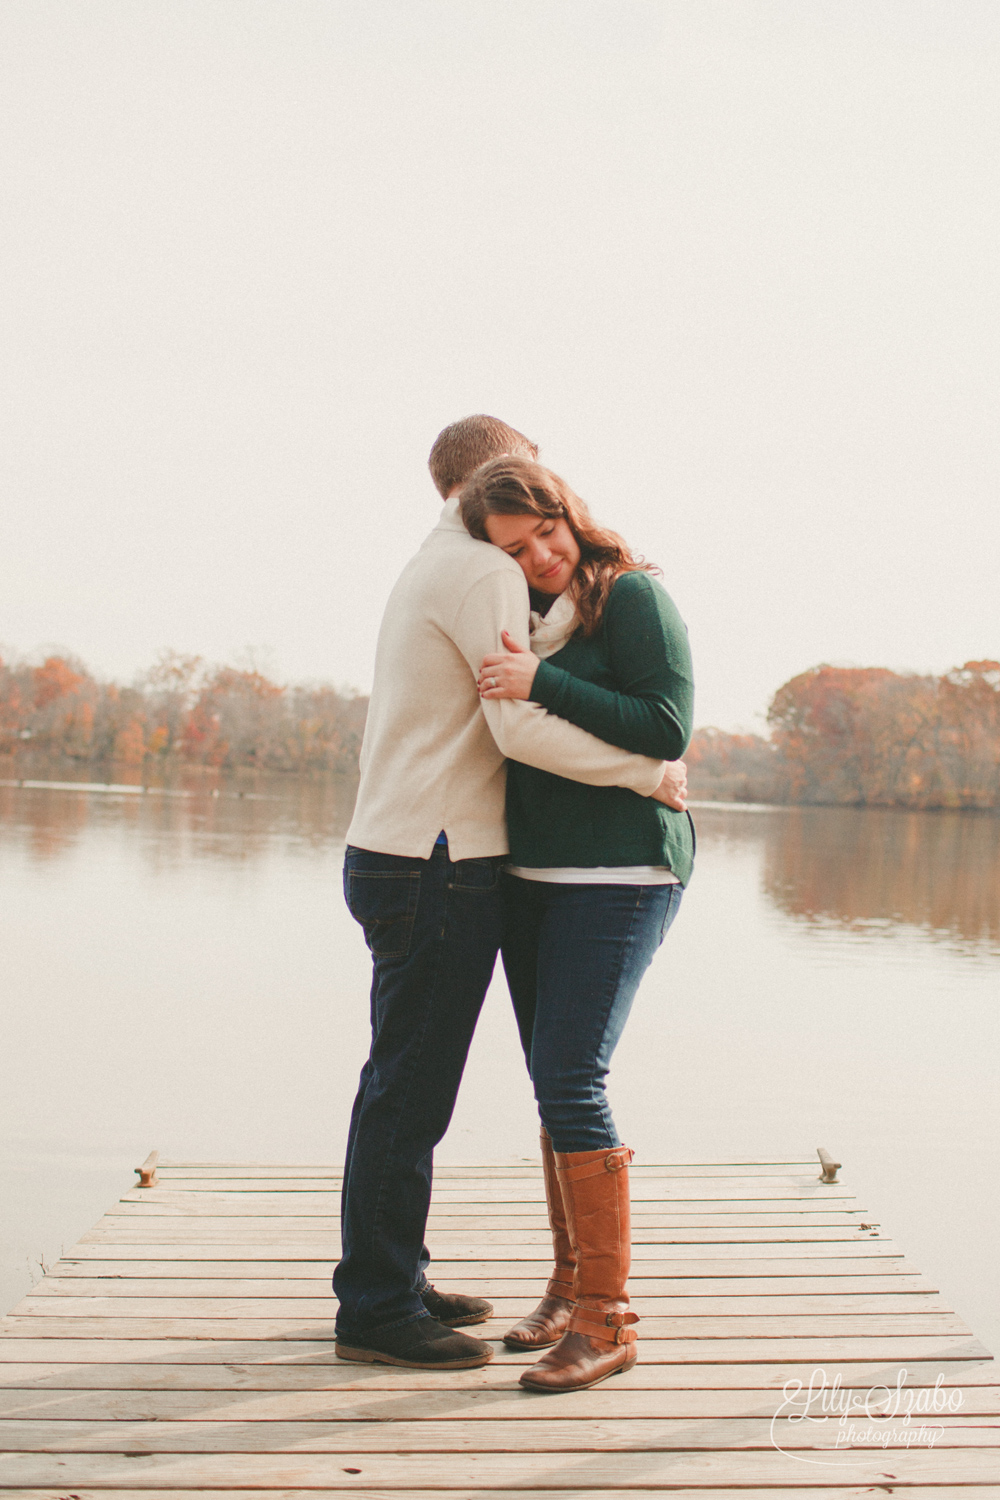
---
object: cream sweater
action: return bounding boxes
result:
[346,498,666,862]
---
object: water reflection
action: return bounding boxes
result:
[693,803,1000,953]
[0,781,92,861]
[3,770,998,954]
[0,762,358,866]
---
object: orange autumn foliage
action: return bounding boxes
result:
[685,727,785,804]
[113,717,146,765]
[0,650,366,774]
[767,661,1000,808]
[32,656,84,709]
[2,648,998,807]
[689,662,1000,808]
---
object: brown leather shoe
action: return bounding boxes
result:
[504,1127,575,1350]
[419,1282,493,1327]
[519,1144,638,1393]
[503,1286,575,1350]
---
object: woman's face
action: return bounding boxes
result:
[485,511,582,595]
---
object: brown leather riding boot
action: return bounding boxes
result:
[503,1127,575,1349]
[518,1144,638,1393]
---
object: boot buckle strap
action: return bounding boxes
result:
[545,1276,574,1297]
[568,1305,606,1331]
[559,1146,634,1182]
[605,1309,639,1329]
[567,1306,639,1342]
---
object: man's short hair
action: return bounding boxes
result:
[428,414,538,498]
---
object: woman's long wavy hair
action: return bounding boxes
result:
[459,456,658,638]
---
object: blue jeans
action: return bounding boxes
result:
[334,843,503,1336]
[501,877,683,1152]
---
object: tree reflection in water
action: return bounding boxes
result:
[757,805,1000,952]
[4,773,998,954]
[0,764,359,866]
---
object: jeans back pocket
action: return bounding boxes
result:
[345,868,421,960]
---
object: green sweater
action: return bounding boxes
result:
[506,571,696,885]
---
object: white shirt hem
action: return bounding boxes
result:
[506,864,679,886]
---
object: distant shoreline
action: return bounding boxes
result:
[3,648,998,810]
[3,758,997,818]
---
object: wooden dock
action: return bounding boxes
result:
[1,1156,998,1495]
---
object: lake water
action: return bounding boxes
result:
[1,771,998,1355]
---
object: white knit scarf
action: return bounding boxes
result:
[529,590,579,660]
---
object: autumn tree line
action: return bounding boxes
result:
[2,650,999,808]
[0,651,367,774]
[688,661,1000,808]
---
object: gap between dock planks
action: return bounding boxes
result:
[0,1159,995,1496]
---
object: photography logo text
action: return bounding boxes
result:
[770,1368,962,1466]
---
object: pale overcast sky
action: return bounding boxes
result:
[2,1,997,730]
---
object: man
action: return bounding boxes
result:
[334,415,685,1369]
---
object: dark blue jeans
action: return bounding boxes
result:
[501,877,683,1153]
[334,843,503,1337]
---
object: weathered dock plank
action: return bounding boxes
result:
[34,1267,937,1292]
[4,1414,1000,1451]
[4,1385,1000,1419]
[3,1490,1000,1500]
[1,1357,997,1390]
[28,1283,951,1314]
[0,1159,995,1495]
[2,1448,1000,1487]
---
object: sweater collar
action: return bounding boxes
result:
[433,496,466,534]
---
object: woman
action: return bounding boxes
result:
[459,456,694,1393]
